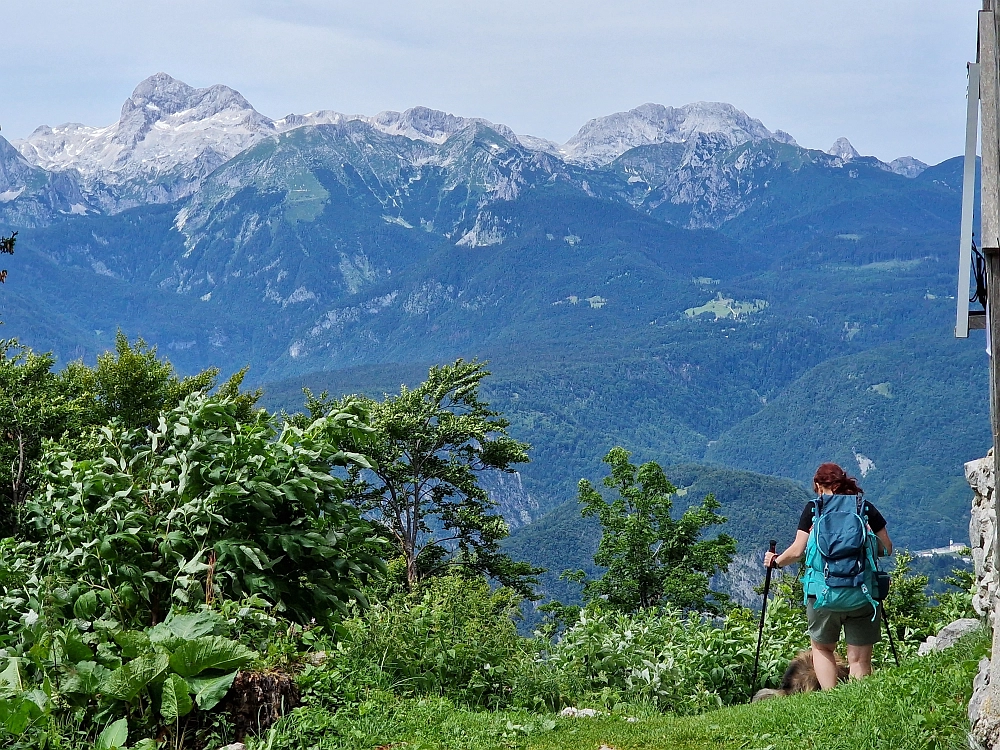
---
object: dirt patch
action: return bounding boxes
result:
[221,669,300,740]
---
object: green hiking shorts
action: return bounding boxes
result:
[806,597,881,646]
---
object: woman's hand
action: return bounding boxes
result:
[766,530,810,570]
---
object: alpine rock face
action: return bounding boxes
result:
[3,73,934,236]
[557,101,797,167]
[16,73,276,210]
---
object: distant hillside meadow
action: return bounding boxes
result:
[0,72,987,568]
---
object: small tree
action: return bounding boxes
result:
[64,330,261,430]
[325,360,539,596]
[0,339,89,535]
[576,446,736,613]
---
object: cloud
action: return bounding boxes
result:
[0,0,982,163]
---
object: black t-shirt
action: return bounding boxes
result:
[797,497,886,534]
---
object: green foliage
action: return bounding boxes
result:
[0,230,14,285]
[0,607,256,749]
[63,331,262,431]
[548,580,809,712]
[257,626,986,750]
[328,575,555,710]
[882,550,934,649]
[575,447,736,613]
[505,464,813,625]
[322,360,539,596]
[0,333,261,537]
[934,565,977,627]
[0,339,91,535]
[24,392,384,627]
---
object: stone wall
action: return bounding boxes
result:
[968,450,998,622]
[967,450,1000,748]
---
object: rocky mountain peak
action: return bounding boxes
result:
[115,73,271,148]
[888,155,929,178]
[368,106,518,145]
[560,101,792,167]
[827,137,861,161]
[15,74,277,207]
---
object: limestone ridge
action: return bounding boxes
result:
[15,75,277,210]
[480,471,538,530]
[827,136,928,178]
[558,102,797,167]
[8,73,930,224]
[964,450,1000,748]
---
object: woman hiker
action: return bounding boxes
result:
[763,462,893,689]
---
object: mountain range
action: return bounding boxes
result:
[0,74,982,581]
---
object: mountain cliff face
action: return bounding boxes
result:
[16,74,276,210]
[559,101,796,167]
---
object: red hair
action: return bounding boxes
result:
[813,462,863,495]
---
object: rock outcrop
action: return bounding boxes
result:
[967,450,1000,748]
[968,450,998,622]
[918,618,980,656]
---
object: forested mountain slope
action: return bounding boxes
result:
[0,73,984,557]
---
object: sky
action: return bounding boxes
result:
[0,0,983,165]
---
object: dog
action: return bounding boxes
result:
[752,650,850,701]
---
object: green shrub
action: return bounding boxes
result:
[0,393,389,748]
[23,393,385,629]
[0,608,255,748]
[548,581,809,713]
[336,576,540,708]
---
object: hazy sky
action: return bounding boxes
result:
[1,0,983,165]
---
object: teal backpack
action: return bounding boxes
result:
[801,493,880,618]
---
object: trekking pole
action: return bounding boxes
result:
[751,540,778,696]
[881,603,901,667]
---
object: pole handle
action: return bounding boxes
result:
[768,540,777,553]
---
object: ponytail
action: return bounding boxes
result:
[813,462,863,495]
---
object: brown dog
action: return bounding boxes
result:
[752,650,850,701]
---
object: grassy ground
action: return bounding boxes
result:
[249,628,988,750]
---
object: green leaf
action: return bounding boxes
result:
[73,590,98,620]
[101,654,169,701]
[95,717,129,750]
[113,630,151,660]
[163,611,225,641]
[169,637,256,678]
[187,671,238,711]
[62,631,93,663]
[159,673,193,722]
[0,659,23,693]
[240,545,264,570]
[4,696,42,735]
[61,661,109,695]
[147,622,182,650]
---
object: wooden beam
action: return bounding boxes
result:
[958,62,981,338]
[979,6,1000,705]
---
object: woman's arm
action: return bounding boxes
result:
[875,527,893,556]
[764,530,810,569]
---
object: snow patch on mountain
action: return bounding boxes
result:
[276,106,517,146]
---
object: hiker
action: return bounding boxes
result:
[763,462,893,689]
